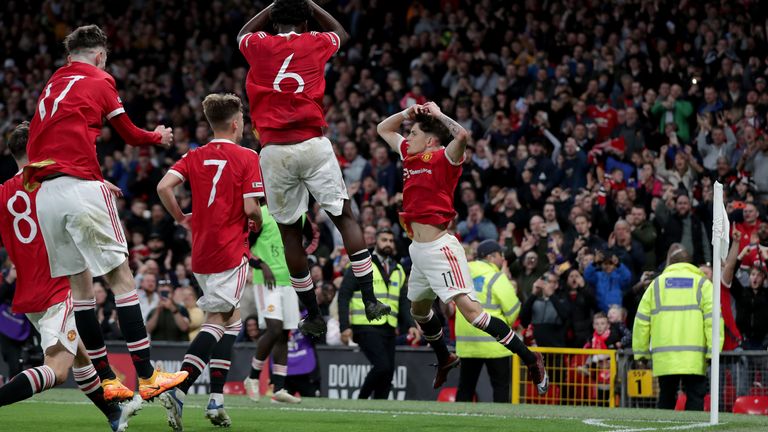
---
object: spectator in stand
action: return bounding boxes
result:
[563,268,598,348]
[628,205,657,271]
[179,286,203,341]
[655,192,712,266]
[696,114,737,173]
[145,281,189,342]
[651,84,694,143]
[520,272,570,348]
[607,220,645,280]
[137,271,160,322]
[510,250,546,301]
[587,91,618,142]
[457,203,498,243]
[568,214,606,259]
[584,250,632,313]
[341,141,372,185]
[237,316,261,343]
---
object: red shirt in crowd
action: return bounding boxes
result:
[239,31,340,144]
[398,140,462,237]
[169,139,265,274]
[721,281,743,351]
[0,172,69,313]
[586,104,618,141]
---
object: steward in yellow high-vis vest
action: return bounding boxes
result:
[632,243,723,411]
[455,240,521,403]
[337,229,419,399]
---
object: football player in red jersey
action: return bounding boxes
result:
[24,25,187,401]
[237,0,389,336]
[377,102,549,395]
[0,123,142,432]
[156,94,264,431]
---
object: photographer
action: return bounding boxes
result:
[145,281,190,342]
[520,272,571,348]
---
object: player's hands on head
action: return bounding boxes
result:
[423,101,441,117]
[155,125,173,148]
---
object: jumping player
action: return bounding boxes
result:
[376,102,549,394]
[0,122,142,432]
[24,25,187,400]
[156,94,263,431]
[237,0,389,336]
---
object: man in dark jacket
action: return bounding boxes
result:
[655,193,711,265]
[520,272,571,347]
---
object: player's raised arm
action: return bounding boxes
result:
[423,101,469,165]
[376,105,422,154]
[109,114,173,148]
[237,2,275,44]
[308,0,350,45]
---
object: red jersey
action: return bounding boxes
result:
[25,62,127,186]
[169,139,265,274]
[398,140,463,237]
[239,31,340,144]
[586,105,618,141]
[0,172,69,313]
[721,281,742,350]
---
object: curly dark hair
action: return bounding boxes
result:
[64,25,107,54]
[413,113,451,146]
[270,0,312,26]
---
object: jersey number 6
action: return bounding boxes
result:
[273,54,305,93]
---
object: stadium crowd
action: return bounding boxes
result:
[1,0,768,382]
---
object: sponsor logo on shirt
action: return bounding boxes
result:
[403,167,432,180]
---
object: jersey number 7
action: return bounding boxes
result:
[204,159,227,207]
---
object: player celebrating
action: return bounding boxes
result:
[237,0,389,336]
[0,122,142,432]
[156,94,264,431]
[23,25,187,400]
[376,102,549,394]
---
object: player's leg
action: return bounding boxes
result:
[161,258,247,429]
[259,143,326,334]
[270,285,301,403]
[327,201,390,321]
[206,311,241,427]
[302,137,388,321]
[73,341,142,432]
[455,357,483,402]
[486,357,512,403]
[276,219,327,336]
[453,295,547,394]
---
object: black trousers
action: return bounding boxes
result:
[657,374,707,411]
[456,357,511,403]
[353,325,396,400]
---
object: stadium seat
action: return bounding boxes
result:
[223,381,246,395]
[674,392,686,411]
[732,396,768,415]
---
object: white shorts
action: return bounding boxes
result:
[253,284,300,330]
[26,295,78,356]
[408,234,475,303]
[260,137,349,225]
[36,176,128,278]
[194,256,249,313]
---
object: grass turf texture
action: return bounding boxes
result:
[5,389,767,431]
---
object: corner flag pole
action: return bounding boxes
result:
[710,181,727,424]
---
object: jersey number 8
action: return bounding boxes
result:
[7,191,37,244]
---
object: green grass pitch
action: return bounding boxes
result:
[4,389,767,431]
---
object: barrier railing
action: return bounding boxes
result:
[512,347,617,407]
[617,349,768,411]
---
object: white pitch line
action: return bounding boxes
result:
[583,418,715,432]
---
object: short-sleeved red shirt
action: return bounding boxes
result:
[169,139,265,274]
[0,172,69,313]
[398,140,463,237]
[239,31,340,144]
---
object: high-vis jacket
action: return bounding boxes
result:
[349,261,405,327]
[632,263,723,376]
[456,260,521,358]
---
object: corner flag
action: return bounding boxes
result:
[710,181,728,424]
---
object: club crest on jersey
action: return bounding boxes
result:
[421,153,433,162]
[67,330,77,341]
